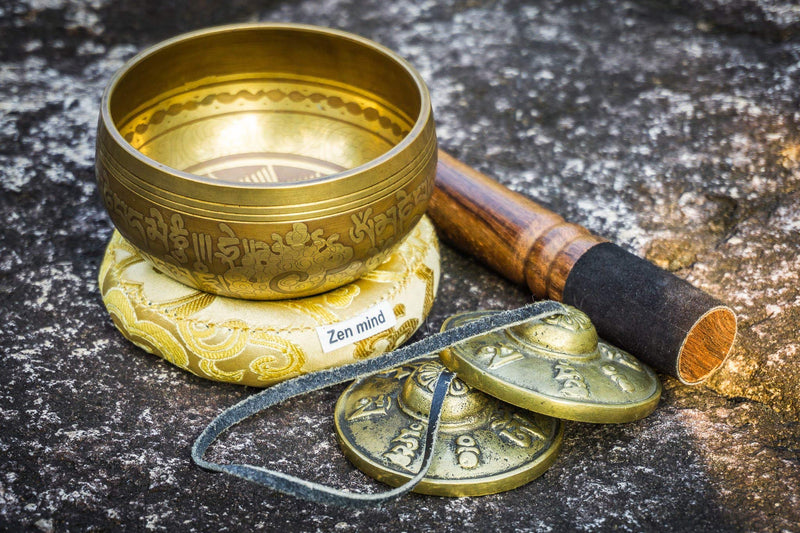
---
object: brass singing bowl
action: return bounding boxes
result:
[96,24,436,300]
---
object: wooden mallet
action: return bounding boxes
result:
[429,150,737,385]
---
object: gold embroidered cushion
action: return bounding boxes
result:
[99,216,440,386]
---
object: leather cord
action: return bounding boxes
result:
[192,300,563,507]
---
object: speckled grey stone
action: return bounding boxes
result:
[1,0,799,531]
[658,0,800,41]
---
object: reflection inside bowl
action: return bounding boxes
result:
[119,78,414,183]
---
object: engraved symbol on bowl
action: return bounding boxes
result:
[185,152,347,184]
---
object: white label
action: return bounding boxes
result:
[316,301,397,353]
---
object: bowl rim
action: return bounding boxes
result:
[99,22,433,193]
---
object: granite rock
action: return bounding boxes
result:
[657,0,800,41]
[1,0,799,531]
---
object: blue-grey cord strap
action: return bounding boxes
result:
[192,300,563,507]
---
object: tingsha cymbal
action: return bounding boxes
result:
[334,360,563,496]
[439,303,662,424]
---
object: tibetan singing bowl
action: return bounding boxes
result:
[96,23,436,300]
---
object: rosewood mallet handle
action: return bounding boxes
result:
[429,150,737,385]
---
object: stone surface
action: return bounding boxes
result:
[1,0,799,531]
[658,0,800,41]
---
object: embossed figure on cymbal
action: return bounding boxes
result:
[439,303,662,424]
[334,360,563,497]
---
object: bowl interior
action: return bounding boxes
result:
[109,26,422,184]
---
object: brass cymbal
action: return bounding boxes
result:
[439,303,662,424]
[334,360,564,497]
